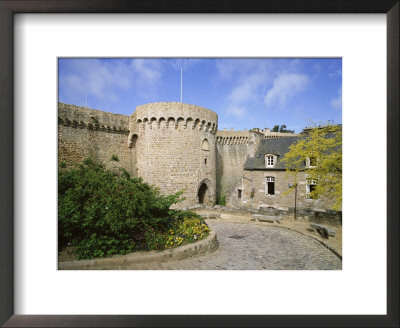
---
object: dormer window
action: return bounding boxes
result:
[266,155,274,168]
[307,156,317,168]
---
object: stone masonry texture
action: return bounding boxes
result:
[215,129,265,203]
[58,103,131,173]
[58,102,339,212]
[128,102,218,207]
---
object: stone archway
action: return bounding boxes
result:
[198,183,208,204]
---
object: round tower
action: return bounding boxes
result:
[127,102,218,206]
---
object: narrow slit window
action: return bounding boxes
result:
[204,158,207,164]
[238,189,242,199]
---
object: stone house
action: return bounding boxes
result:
[229,136,339,212]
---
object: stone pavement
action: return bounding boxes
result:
[118,221,342,270]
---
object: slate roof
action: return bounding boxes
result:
[244,136,302,170]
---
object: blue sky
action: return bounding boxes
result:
[58,58,341,133]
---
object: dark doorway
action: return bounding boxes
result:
[198,183,208,204]
[267,182,275,195]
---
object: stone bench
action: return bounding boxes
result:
[252,214,282,224]
[200,213,221,220]
[310,223,336,238]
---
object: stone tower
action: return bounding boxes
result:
[127,102,218,206]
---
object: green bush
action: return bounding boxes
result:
[110,154,119,162]
[58,158,185,259]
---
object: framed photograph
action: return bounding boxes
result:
[56,57,343,271]
[1,1,398,327]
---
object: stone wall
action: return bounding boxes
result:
[58,102,338,213]
[216,143,248,202]
[188,204,342,226]
[128,102,218,207]
[230,170,337,212]
[58,103,131,172]
[216,130,264,204]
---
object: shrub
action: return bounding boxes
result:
[59,161,67,168]
[110,154,119,162]
[58,158,185,259]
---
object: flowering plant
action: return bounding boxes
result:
[161,214,209,249]
[58,159,209,259]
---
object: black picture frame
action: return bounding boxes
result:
[0,1,398,327]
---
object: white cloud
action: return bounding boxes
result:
[217,60,273,121]
[216,60,245,80]
[216,60,312,124]
[60,59,162,105]
[329,68,342,79]
[331,86,342,110]
[264,73,309,109]
[62,59,129,101]
[216,59,271,81]
[223,69,271,121]
[227,73,266,104]
[170,59,201,71]
[131,59,162,87]
[226,106,246,118]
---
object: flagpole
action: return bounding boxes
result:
[180,67,182,103]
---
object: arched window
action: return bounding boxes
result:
[129,134,138,148]
[201,138,210,151]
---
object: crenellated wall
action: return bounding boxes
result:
[58,102,312,210]
[216,132,250,145]
[58,103,131,172]
[215,130,264,204]
[128,102,218,206]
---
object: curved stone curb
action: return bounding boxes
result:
[58,230,218,270]
[204,215,342,261]
[268,225,342,261]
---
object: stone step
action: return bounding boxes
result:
[200,213,221,220]
[252,214,282,223]
[310,223,336,237]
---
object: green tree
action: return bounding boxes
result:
[271,125,279,132]
[282,124,342,210]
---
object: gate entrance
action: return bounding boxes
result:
[198,183,208,204]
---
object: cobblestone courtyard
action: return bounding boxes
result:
[120,220,342,270]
